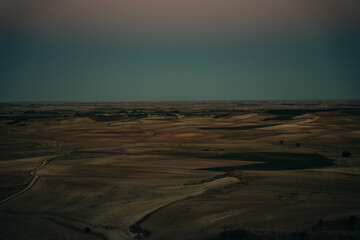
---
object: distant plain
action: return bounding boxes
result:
[0,100,359,240]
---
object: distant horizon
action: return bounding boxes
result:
[1,98,360,104]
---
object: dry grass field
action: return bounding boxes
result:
[0,101,359,240]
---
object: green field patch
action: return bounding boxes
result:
[200,152,333,171]
[53,151,120,161]
[199,124,277,131]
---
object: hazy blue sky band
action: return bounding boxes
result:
[1,1,359,101]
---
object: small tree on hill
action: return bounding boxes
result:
[342,151,352,157]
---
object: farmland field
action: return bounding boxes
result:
[0,101,359,240]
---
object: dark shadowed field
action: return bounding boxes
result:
[0,101,359,240]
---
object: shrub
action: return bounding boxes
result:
[280,140,284,145]
[295,143,301,147]
[342,151,352,157]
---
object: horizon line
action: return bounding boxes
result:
[1,99,360,104]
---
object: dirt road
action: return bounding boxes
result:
[0,152,73,205]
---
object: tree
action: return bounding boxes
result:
[342,151,352,157]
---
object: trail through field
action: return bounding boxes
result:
[128,176,240,239]
[0,151,73,205]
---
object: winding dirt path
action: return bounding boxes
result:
[128,176,242,239]
[0,151,73,205]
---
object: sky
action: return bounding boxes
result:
[0,0,359,101]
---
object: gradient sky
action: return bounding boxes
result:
[1,0,359,101]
